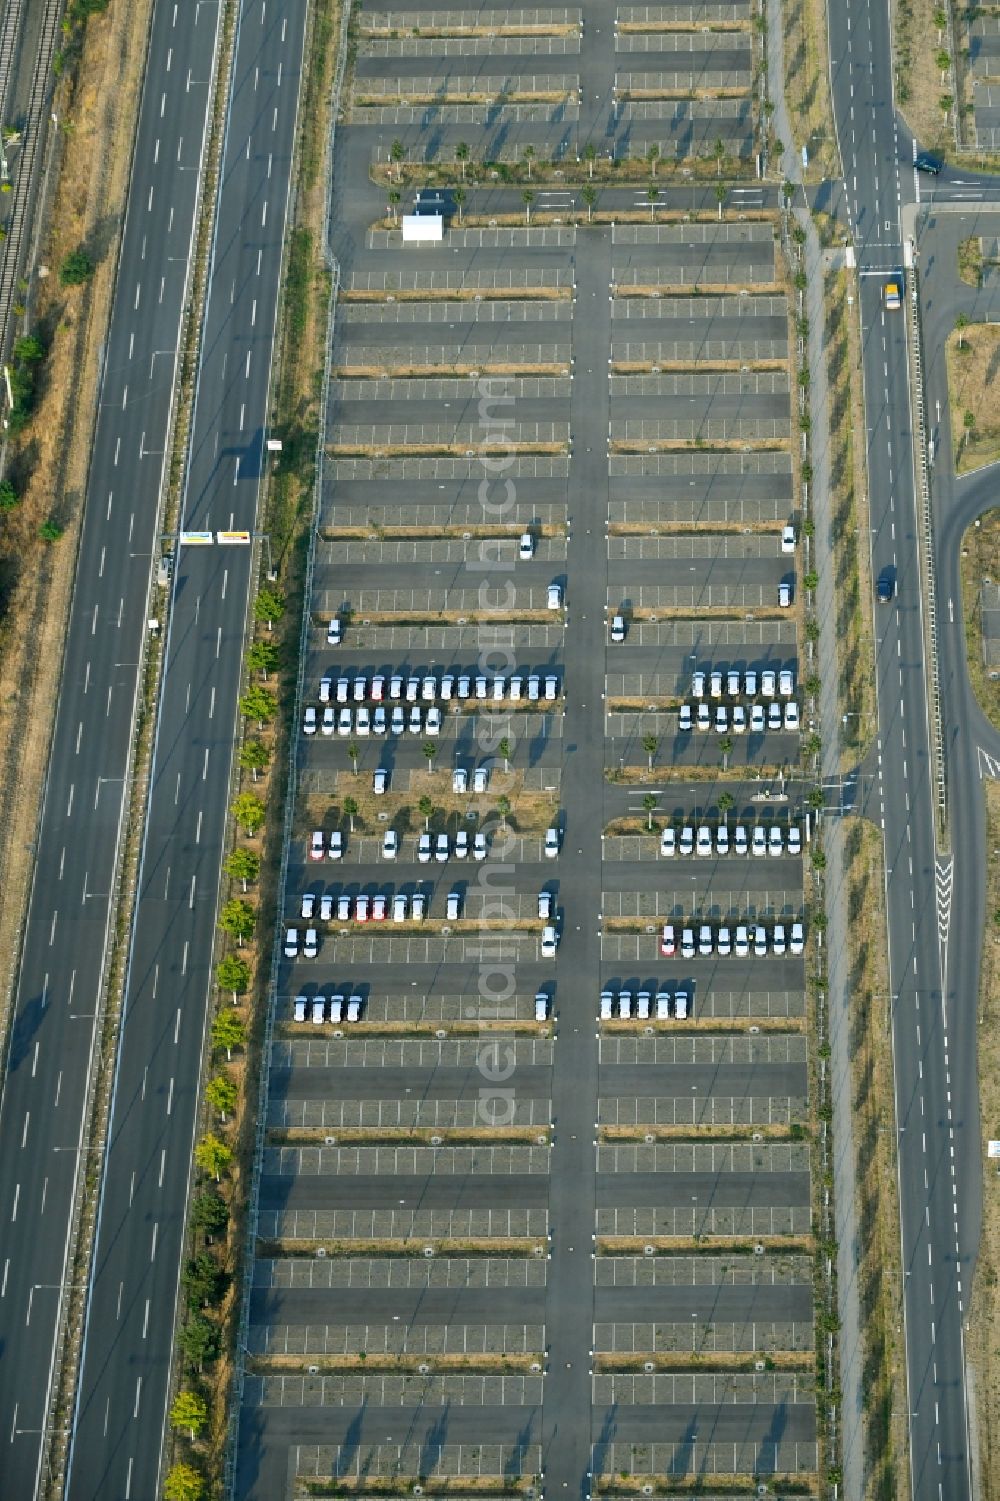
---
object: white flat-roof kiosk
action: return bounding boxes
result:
[402,213,443,243]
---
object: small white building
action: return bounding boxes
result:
[401,213,443,244]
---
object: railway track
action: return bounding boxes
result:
[0,0,63,362]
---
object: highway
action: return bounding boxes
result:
[829,4,977,1498]
[63,0,308,1497]
[0,1,223,1495]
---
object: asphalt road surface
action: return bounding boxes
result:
[829,3,977,1496]
[62,1,307,1498]
[0,2,223,1494]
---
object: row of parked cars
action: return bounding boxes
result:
[600,988,691,1020]
[304,703,444,736]
[293,993,364,1024]
[319,672,561,705]
[308,825,560,865]
[660,823,802,858]
[693,668,795,700]
[678,700,799,733]
[660,921,804,958]
[302,887,558,921]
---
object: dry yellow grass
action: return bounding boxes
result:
[895,0,955,153]
[967,745,1000,1501]
[960,509,1000,732]
[780,0,839,180]
[842,816,910,1501]
[946,323,1000,473]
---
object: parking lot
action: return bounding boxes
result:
[233,0,816,1493]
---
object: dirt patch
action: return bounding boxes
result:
[593,1475,817,1496]
[779,0,839,180]
[258,1237,546,1258]
[360,21,578,36]
[597,1235,815,1254]
[252,1351,542,1373]
[968,780,1000,1501]
[960,235,985,287]
[298,1479,540,1498]
[842,816,910,1501]
[959,508,1000,731]
[895,0,955,153]
[300,769,558,836]
[599,1017,805,1034]
[593,1351,813,1372]
[946,322,1000,474]
[826,269,877,762]
[601,1123,809,1140]
[334,362,570,378]
[611,358,786,373]
[329,441,567,459]
[269,1127,550,1145]
[340,285,570,303]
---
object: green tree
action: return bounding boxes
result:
[456,140,470,178]
[719,734,733,771]
[219,898,255,946]
[342,795,359,832]
[806,787,825,811]
[522,188,534,223]
[940,93,954,120]
[191,1189,229,1240]
[179,1314,220,1373]
[581,184,597,222]
[642,734,658,770]
[224,847,260,891]
[216,953,250,1000]
[498,736,513,772]
[453,186,466,223]
[239,738,270,780]
[388,188,401,222]
[422,740,438,767]
[523,144,535,178]
[646,184,658,221]
[713,136,726,175]
[194,1132,233,1182]
[390,138,405,179]
[254,585,285,627]
[804,732,822,759]
[642,792,657,830]
[718,791,735,823]
[205,1073,238,1122]
[936,50,951,77]
[163,1463,206,1501]
[811,846,828,871]
[231,792,265,835]
[210,1009,246,1062]
[346,741,359,777]
[59,246,94,285]
[715,181,726,220]
[496,794,511,829]
[584,141,597,178]
[13,334,43,362]
[803,569,819,591]
[934,7,947,37]
[955,312,969,349]
[418,794,433,829]
[169,1389,208,1442]
[246,637,280,677]
[182,1250,228,1310]
[239,684,276,725]
[39,518,63,541]
[0,478,17,509]
[646,142,660,178]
